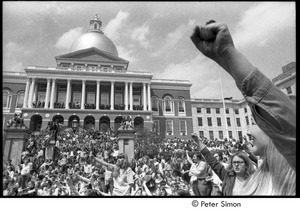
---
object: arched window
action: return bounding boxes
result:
[163,96,174,114]
[16,91,25,108]
[3,90,12,109]
[151,96,159,112]
[178,97,185,113]
[94,23,97,29]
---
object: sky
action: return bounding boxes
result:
[3,1,296,100]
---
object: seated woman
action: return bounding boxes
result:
[91,153,134,196]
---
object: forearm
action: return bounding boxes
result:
[241,69,296,169]
[218,47,255,89]
[186,152,193,164]
[77,174,89,183]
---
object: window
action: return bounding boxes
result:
[87,92,96,104]
[209,131,214,140]
[198,117,203,126]
[151,96,159,111]
[101,93,109,105]
[153,120,160,133]
[238,131,243,141]
[76,65,83,70]
[236,118,241,127]
[219,131,223,140]
[216,108,220,114]
[16,91,25,108]
[197,107,201,113]
[199,131,204,138]
[37,93,46,103]
[57,83,67,103]
[38,83,47,91]
[73,91,82,105]
[286,86,292,94]
[57,91,66,103]
[245,116,249,125]
[207,117,212,126]
[133,86,141,94]
[133,95,141,106]
[163,96,174,113]
[86,84,96,104]
[227,117,231,127]
[179,121,187,135]
[115,93,123,105]
[206,108,211,114]
[228,131,233,139]
[244,107,248,113]
[178,97,185,113]
[88,65,97,72]
[217,117,222,126]
[166,120,173,135]
[235,109,239,114]
[3,90,12,109]
[226,108,229,114]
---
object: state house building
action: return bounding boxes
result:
[3,15,193,139]
[3,15,295,142]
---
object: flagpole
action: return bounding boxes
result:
[218,65,229,140]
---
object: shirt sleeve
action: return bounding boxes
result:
[239,68,296,170]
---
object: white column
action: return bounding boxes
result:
[23,77,30,108]
[129,82,133,110]
[110,81,115,110]
[65,79,71,109]
[33,82,37,104]
[124,82,128,110]
[143,83,147,111]
[44,78,51,108]
[147,82,151,111]
[96,80,100,110]
[28,77,36,108]
[50,78,56,109]
[81,80,86,109]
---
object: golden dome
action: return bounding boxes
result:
[69,14,118,57]
[69,31,118,57]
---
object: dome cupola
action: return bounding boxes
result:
[69,14,118,57]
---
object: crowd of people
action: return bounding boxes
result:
[3,120,258,197]
[2,21,296,196]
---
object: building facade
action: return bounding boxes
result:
[191,62,296,141]
[272,62,296,101]
[3,15,193,140]
[191,98,253,141]
[2,14,295,144]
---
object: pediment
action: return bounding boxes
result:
[55,47,128,63]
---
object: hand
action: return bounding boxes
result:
[190,21,235,67]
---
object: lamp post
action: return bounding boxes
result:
[218,66,230,140]
[72,119,79,133]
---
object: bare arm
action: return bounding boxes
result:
[91,155,114,170]
[185,150,193,165]
[75,173,90,183]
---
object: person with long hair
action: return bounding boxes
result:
[190,20,295,195]
[193,135,256,195]
[91,152,134,196]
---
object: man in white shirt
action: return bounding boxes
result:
[20,160,30,188]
